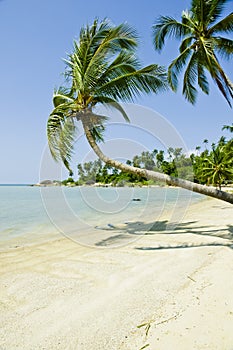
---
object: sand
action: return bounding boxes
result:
[0,197,233,350]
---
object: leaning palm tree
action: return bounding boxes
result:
[47,18,233,204]
[47,19,167,171]
[153,0,233,106]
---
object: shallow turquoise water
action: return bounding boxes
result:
[0,185,203,248]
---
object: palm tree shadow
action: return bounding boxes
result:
[94,220,233,250]
[136,241,233,251]
[133,221,233,251]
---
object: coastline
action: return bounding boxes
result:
[0,197,233,349]
[0,186,203,251]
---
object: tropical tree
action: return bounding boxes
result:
[153,0,233,106]
[201,143,233,189]
[191,129,233,187]
[47,19,167,169]
[47,18,233,204]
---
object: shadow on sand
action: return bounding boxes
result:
[95,220,233,250]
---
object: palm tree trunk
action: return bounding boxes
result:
[83,122,233,205]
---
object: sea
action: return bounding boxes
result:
[0,185,204,249]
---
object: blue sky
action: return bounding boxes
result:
[0,0,232,183]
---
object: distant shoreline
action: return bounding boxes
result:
[1,183,233,193]
[1,182,232,193]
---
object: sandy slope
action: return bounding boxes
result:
[0,198,233,350]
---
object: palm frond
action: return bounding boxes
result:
[96,64,168,102]
[208,12,233,34]
[65,20,139,97]
[84,59,109,92]
[104,22,138,51]
[98,51,140,83]
[90,124,105,143]
[190,0,225,25]
[58,117,76,160]
[153,16,190,51]
[182,52,198,104]
[168,46,193,91]
[63,20,111,92]
[47,113,76,169]
[211,55,233,106]
[77,19,110,74]
[179,36,195,52]
[53,92,74,108]
[222,124,233,132]
[214,72,233,107]
[197,61,209,94]
[64,52,85,93]
[47,113,63,161]
[206,0,231,25]
[199,41,233,106]
[83,22,138,78]
[213,37,233,59]
[181,10,198,29]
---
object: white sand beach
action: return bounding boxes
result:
[0,197,233,350]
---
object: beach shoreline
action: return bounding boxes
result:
[0,185,204,252]
[0,197,233,349]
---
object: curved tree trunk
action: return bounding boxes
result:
[83,122,233,205]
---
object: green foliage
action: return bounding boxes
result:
[67,147,195,185]
[191,131,233,189]
[62,127,232,190]
[61,177,75,185]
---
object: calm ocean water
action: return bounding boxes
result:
[0,185,203,248]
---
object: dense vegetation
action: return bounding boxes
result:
[72,148,192,187]
[62,126,233,189]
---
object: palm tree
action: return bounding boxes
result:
[153,0,233,106]
[47,18,233,204]
[201,143,233,189]
[47,19,167,169]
